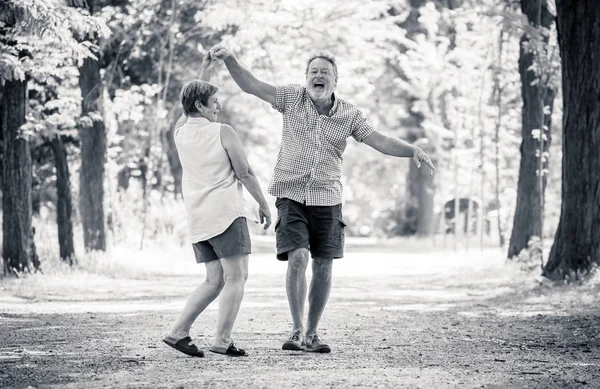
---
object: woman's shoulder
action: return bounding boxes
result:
[218,123,245,149]
[218,122,237,139]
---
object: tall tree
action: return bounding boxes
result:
[50,134,76,264]
[78,54,107,251]
[71,0,108,251]
[29,79,79,265]
[543,0,600,279]
[407,138,437,235]
[0,6,38,274]
[2,75,37,274]
[508,0,556,258]
[1,0,108,270]
[386,0,464,236]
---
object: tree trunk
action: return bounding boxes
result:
[1,78,38,274]
[543,0,600,280]
[164,127,182,197]
[117,166,131,191]
[407,138,436,236]
[50,135,76,264]
[78,55,107,252]
[507,0,555,258]
[0,82,4,191]
[494,30,506,248]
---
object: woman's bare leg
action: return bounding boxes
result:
[213,254,249,348]
[166,260,224,341]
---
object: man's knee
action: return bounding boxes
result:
[288,248,309,271]
[312,257,333,276]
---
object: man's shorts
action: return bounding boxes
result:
[192,217,251,263]
[274,198,346,261]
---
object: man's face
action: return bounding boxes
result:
[306,58,336,101]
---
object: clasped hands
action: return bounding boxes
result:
[201,44,231,73]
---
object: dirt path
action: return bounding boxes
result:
[1,248,599,389]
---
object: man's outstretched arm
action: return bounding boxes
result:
[363,131,436,175]
[211,45,276,105]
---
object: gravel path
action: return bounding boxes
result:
[1,248,599,389]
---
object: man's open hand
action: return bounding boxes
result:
[413,147,436,176]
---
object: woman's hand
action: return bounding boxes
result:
[259,205,272,230]
[199,52,217,81]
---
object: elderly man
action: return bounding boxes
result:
[210,45,435,353]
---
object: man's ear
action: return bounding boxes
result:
[194,101,203,113]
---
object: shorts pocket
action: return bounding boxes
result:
[274,217,281,232]
[338,218,347,246]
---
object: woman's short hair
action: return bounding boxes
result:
[180,80,219,116]
[305,51,338,83]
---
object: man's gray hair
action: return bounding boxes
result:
[305,51,338,83]
[180,80,219,116]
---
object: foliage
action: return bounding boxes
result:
[513,235,544,272]
[0,0,110,82]
[1,0,110,192]
[1,0,567,268]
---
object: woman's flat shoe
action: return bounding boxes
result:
[162,336,204,357]
[209,341,247,357]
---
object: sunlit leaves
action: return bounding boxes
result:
[1,0,110,81]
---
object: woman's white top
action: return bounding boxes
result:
[174,116,255,243]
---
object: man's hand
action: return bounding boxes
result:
[209,44,232,60]
[259,205,272,230]
[412,147,436,176]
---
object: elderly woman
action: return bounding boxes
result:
[162,54,271,357]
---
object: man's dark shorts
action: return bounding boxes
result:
[274,198,346,261]
[192,217,251,263]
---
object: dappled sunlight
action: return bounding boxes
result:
[0,238,550,318]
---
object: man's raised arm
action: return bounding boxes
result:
[210,45,276,105]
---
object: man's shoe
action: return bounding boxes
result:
[282,330,304,351]
[304,333,331,353]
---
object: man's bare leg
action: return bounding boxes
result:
[305,257,333,353]
[283,248,309,349]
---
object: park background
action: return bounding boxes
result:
[1,0,599,388]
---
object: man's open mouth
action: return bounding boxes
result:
[313,82,325,90]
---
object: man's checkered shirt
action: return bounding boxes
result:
[269,84,374,206]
